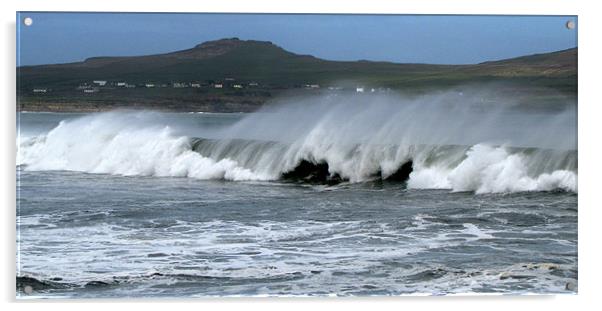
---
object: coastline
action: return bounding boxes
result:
[16,99,266,113]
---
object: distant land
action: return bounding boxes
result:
[17,38,577,112]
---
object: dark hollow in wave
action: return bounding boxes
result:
[282,159,413,185]
[380,160,413,182]
[281,160,343,185]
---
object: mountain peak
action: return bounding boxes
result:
[79,38,286,66]
[165,38,277,60]
[194,37,275,48]
[193,37,244,49]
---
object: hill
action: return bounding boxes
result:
[17,38,577,112]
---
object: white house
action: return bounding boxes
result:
[356,87,365,93]
[145,83,155,88]
[191,83,201,88]
[214,83,223,89]
[93,80,107,86]
[116,82,126,87]
[32,88,47,93]
[233,84,243,89]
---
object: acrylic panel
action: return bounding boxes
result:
[16,12,577,298]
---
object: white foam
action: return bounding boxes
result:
[408,144,577,193]
[17,112,271,181]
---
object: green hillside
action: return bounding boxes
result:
[17,38,577,112]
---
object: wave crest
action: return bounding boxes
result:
[17,113,271,181]
[17,91,577,194]
[409,144,577,193]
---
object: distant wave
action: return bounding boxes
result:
[17,92,577,193]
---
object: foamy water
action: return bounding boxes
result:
[16,93,578,297]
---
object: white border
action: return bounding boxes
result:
[2,0,601,310]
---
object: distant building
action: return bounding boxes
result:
[93,80,107,86]
[83,88,98,93]
[125,84,136,88]
[232,84,243,89]
[224,78,235,81]
[191,83,201,88]
[214,83,223,89]
[248,82,259,87]
[116,82,126,87]
[32,88,47,93]
[305,84,320,89]
[356,87,365,93]
[145,83,155,88]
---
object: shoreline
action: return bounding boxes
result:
[17,110,250,115]
[16,103,260,114]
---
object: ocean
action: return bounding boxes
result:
[16,94,578,297]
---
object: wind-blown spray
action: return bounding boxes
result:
[17,89,577,193]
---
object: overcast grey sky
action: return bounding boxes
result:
[17,13,577,66]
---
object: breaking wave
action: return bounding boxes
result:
[17,92,577,193]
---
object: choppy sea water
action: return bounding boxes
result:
[17,169,577,297]
[16,100,578,297]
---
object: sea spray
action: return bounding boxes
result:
[17,112,270,181]
[17,90,577,193]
